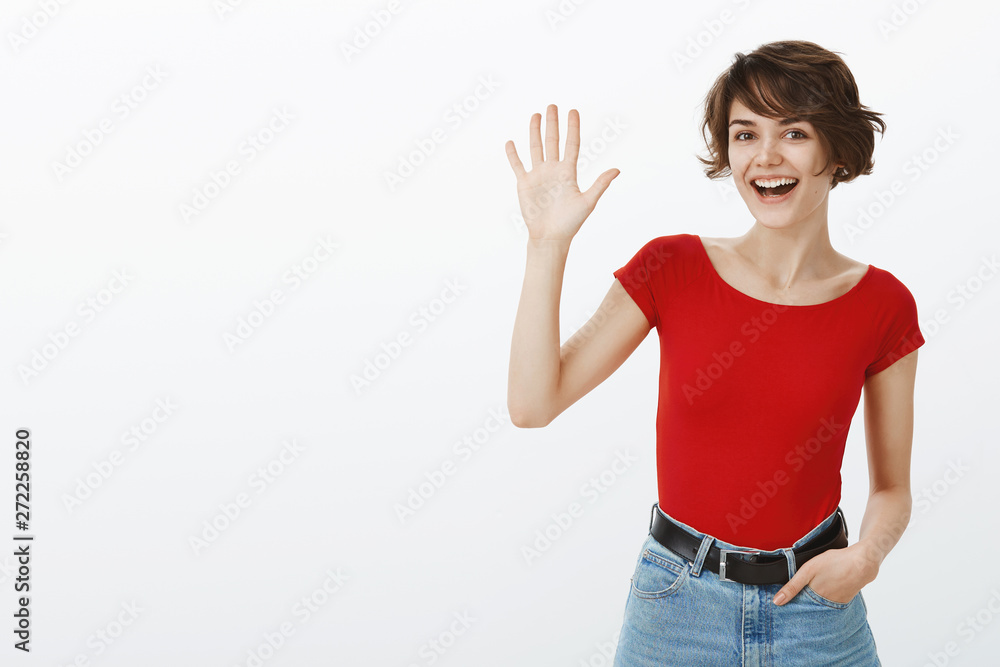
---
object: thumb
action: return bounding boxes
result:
[582,168,620,207]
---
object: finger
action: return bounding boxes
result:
[505,140,527,179]
[544,104,559,162]
[563,108,581,165]
[529,112,543,167]
[582,168,620,207]
[772,575,805,606]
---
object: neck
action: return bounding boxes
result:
[734,219,839,289]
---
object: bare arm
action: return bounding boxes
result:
[854,349,919,576]
[504,104,648,427]
[508,258,652,427]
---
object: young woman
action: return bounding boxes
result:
[505,40,923,665]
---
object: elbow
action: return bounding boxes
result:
[507,400,555,429]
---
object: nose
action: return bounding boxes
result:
[754,136,783,167]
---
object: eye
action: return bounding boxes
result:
[732,129,806,142]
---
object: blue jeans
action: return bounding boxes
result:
[613,503,881,666]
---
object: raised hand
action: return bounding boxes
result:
[505,104,620,242]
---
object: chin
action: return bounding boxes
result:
[749,212,800,230]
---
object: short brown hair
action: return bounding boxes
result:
[696,40,886,190]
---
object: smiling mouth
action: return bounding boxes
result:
[754,179,799,197]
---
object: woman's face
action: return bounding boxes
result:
[726,98,840,230]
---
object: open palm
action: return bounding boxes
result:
[505,104,619,242]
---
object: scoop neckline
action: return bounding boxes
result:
[693,234,874,309]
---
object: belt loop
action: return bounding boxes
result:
[691,535,713,577]
[649,502,657,533]
[780,547,796,581]
[836,506,848,540]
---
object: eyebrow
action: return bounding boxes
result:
[729,117,803,128]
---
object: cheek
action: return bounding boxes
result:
[727,150,746,174]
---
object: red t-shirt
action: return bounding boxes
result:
[613,233,925,550]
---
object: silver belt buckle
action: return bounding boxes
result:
[718,549,760,583]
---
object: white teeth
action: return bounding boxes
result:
[753,177,798,188]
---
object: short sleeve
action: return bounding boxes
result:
[613,238,673,330]
[865,277,925,377]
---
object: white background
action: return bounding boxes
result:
[1,0,997,665]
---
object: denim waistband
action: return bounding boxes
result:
[650,503,844,556]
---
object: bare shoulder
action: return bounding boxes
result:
[699,235,723,250]
[698,235,728,262]
[699,235,744,273]
[833,251,871,281]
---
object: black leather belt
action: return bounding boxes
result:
[648,503,849,585]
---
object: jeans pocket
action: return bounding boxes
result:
[630,539,691,600]
[802,583,855,610]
